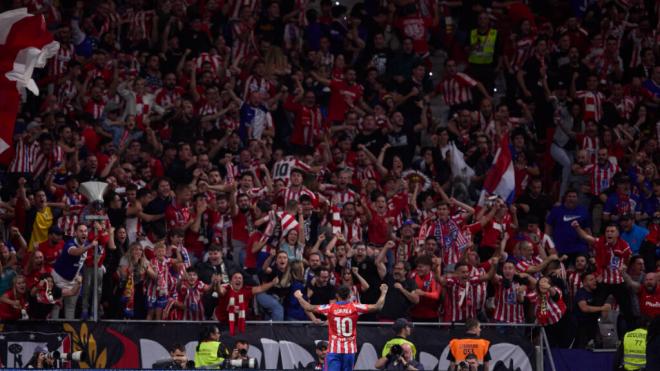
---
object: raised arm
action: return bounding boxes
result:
[366,284,389,312]
[571,221,597,244]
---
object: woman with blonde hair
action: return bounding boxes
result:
[118,242,149,319]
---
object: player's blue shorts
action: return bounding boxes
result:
[324,353,355,371]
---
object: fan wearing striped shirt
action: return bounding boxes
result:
[294,284,388,371]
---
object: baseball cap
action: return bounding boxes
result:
[315,340,328,349]
[393,318,413,332]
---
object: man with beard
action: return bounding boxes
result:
[350,243,381,310]
[567,254,589,306]
[376,241,419,320]
[143,178,173,239]
[307,267,336,321]
[625,271,660,319]
[338,202,362,244]
[155,72,184,110]
[196,245,255,319]
[573,222,634,333]
[574,272,612,348]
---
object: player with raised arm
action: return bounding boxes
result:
[294,284,389,371]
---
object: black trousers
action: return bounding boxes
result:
[593,282,634,336]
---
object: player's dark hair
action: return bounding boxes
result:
[336,285,351,301]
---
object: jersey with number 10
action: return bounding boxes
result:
[318,301,369,354]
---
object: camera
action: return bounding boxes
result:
[48,351,84,362]
[152,359,196,369]
[388,344,403,359]
[239,349,248,357]
[458,361,469,370]
[223,358,257,369]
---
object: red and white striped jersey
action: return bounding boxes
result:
[395,239,416,264]
[57,192,86,236]
[567,270,584,304]
[145,257,175,300]
[231,21,257,61]
[341,218,363,243]
[8,139,39,174]
[57,79,78,113]
[436,72,478,107]
[593,237,631,285]
[353,165,380,187]
[272,157,313,185]
[229,0,259,19]
[493,278,527,323]
[578,135,599,164]
[32,144,64,178]
[515,256,544,278]
[443,276,482,322]
[510,36,535,72]
[575,90,605,123]
[469,265,488,312]
[48,43,74,77]
[179,280,207,321]
[195,52,224,75]
[323,184,358,208]
[529,289,566,326]
[317,301,369,354]
[127,9,155,42]
[155,86,184,109]
[278,186,317,206]
[610,96,635,121]
[583,161,619,195]
[85,99,107,120]
[135,94,154,128]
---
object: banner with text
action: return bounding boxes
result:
[0,322,537,370]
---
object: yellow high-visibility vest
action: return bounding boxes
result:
[194,341,225,368]
[468,29,497,65]
[622,328,647,370]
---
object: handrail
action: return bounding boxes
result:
[27,319,540,327]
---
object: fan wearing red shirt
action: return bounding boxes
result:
[409,255,441,321]
[37,226,65,268]
[362,194,397,247]
[312,68,365,124]
[572,222,635,331]
[215,271,278,335]
[393,8,435,56]
[294,284,388,371]
[0,275,28,321]
[80,221,113,320]
[638,272,659,318]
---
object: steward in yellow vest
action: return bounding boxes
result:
[622,328,647,370]
[194,326,228,368]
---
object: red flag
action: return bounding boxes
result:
[0,8,59,153]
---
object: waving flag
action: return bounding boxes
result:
[0,8,59,153]
[478,135,516,205]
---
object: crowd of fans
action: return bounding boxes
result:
[0,0,658,350]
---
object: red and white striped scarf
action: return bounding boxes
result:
[226,287,247,335]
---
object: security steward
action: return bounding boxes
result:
[194,325,229,368]
[468,12,500,94]
[447,318,491,371]
[375,318,417,369]
[615,318,649,371]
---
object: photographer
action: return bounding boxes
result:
[379,343,423,371]
[305,340,328,370]
[375,319,418,370]
[222,339,257,369]
[26,345,54,369]
[447,319,491,371]
[152,344,193,369]
[456,354,480,371]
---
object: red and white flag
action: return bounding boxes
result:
[478,135,516,205]
[0,8,59,153]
